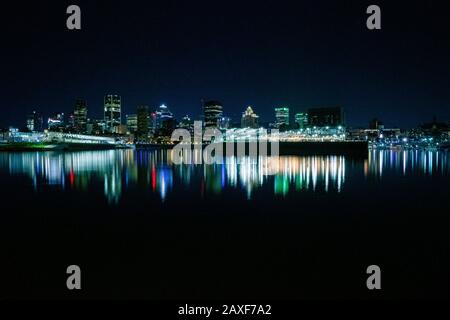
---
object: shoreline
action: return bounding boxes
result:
[0,143,133,152]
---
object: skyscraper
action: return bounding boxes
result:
[219,116,231,130]
[104,94,122,133]
[74,99,88,134]
[155,104,173,129]
[47,113,65,131]
[179,115,194,133]
[126,114,138,133]
[295,112,308,129]
[308,107,345,127]
[137,105,149,140]
[204,100,223,128]
[26,111,43,132]
[275,107,290,130]
[241,106,259,128]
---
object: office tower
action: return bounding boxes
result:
[241,106,259,129]
[295,112,308,129]
[137,105,149,139]
[26,111,43,132]
[47,113,65,131]
[204,100,223,128]
[104,94,122,133]
[275,107,290,129]
[159,117,177,137]
[179,115,194,132]
[308,107,345,127]
[219,116,231,130]
[90,119,106,135]
[155,104,173,128]
[149,111,158,134]
[126,114,138,133]
[74,99,88,133]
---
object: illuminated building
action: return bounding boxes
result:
[219,116,232,130]
[179,115,194,133]
[74,99,88,134]
[275,107,290,130]
[90,119,106,135]
[126,114,138,133]
[295,112,308,129]
[308,107,345,127]
[47,113,65,131]
[26,111,43,132]
[155,104,174,129]
[113,124,128,135]
[104,94,122,133]
[137,105,149,140]
[204,100,223,128]
[149,111,157,133]
[149,104,174,135]
[241,106,259,129]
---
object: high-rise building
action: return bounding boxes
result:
[241,106,259,128]
[26,111,43,132]
[295,112,308,129]
[179,115,194,132]
[137,105,149,139]
[104,95,122,133]
[275,107,290,129]
[149,111,157,133]
[155,104,173,129]
[204,100,223,128]
[90,119,106,135]
[126,114,138,133]
[308,107,345,127]
[47,113,65,131]
[219,116,231,130]
[74,99,88,133]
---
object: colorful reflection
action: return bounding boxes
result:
[364,149,450,178]
[0,149,448,205]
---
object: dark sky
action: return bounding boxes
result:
[1,0,450,129]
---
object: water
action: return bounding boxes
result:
[1,149,450,299]
[1,149,448,205]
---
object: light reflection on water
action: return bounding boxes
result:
[0,149,448,204]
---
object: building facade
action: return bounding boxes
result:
[104,95,122,133]
[204,100,223,128]
[26,111,43,132]
[47,113,65,132]
[275,107,290,130]
[126,114,138,133]
[241,106,259,129]
[74,99,88,133]
[308,107,345,127]
[295,112,308,129]
[179,115,194,133]
[154,104,174,130]
[137,105,149,140]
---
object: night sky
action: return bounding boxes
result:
[1,0,450,129]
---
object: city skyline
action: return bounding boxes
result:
[2,1,450,129]
[2,1,450,302]
[8,94,449,133]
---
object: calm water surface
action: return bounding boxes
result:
[0,149,448,206]
[1,149,450,299]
